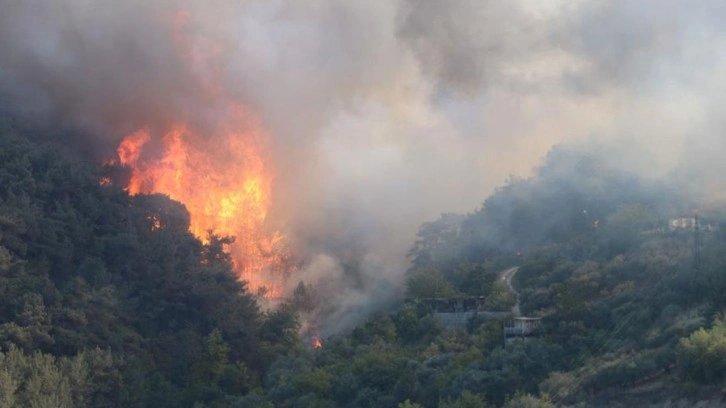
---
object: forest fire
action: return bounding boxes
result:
[112,10,292,297]
[116,118,290,296]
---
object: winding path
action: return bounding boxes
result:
[499,266,520,316]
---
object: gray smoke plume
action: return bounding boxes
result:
[1,0,725,334]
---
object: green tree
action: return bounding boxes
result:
[440,390,490,408]
[678,317,726,383]
[399,399,424,408]
[503,392,554,408]
[294,367,332,396]
[406,267,457,299]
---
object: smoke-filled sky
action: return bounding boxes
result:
[2,0,725,332]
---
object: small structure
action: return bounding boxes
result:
[669,215,717,232]
[421,297,484,313]
[504,316,542,345]
[670,217,696,231]
[421,297,508,329]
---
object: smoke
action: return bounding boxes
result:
[2,0,726,333]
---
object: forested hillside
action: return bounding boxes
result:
[3,119,726,407]
[233,144,726,407]
[3,0,726,406]
[0,125,299,407]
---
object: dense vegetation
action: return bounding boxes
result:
[240,144,726,407]
[0,127,299,407]
[3,118,726,407]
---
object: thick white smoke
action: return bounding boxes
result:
[1,0,725,332]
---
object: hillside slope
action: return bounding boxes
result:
[0,124,300,407]
[239,144,726,407]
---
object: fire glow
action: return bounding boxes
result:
[114,10,290,296]
[312,336,323,350]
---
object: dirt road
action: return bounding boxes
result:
[499,266,520,316]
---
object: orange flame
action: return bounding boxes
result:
[117,111,289,295]
[113,10,291,296]
[312,336,323,350]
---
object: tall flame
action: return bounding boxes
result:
[114,10,290,296]
[117,109,289,295]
